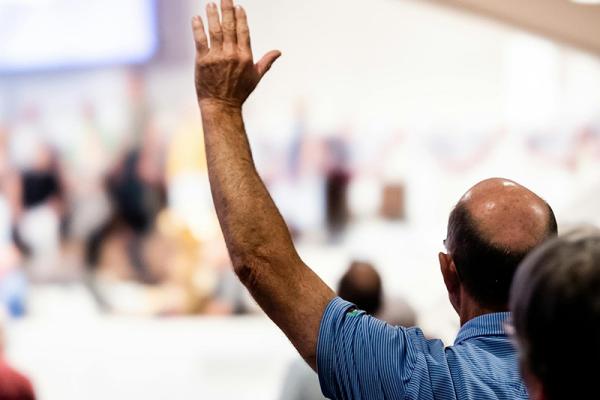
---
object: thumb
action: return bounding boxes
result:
[256,50,282,79]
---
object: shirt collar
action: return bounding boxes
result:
[454,312,511,345]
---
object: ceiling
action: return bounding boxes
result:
[424,0,600,56]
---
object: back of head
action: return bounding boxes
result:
[338,261,382,315]
[446,178,557,310]
[510,228,600,400]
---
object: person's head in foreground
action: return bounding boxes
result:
[510,228,600,400]
[440,178,557,324]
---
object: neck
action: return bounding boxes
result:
[458,289,506,326]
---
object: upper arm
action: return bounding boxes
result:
[235,251,335,368]
[316,299,420,399]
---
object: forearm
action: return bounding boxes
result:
[200,102,334,365]
[200,102,296,272]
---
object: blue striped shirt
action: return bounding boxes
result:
[317,297,527,400]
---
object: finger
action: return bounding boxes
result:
[235,5,252,55]
[206,2,223,50]
[220,0,237,49]
[256,50,282,79]
[192,16,209,57]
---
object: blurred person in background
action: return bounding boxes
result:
[192,2,558,399]
[18,144,65,281]
[104,124,166,282]
[85,70,165,289]
[510,228,600,400]
[8,107,66,282]
[337,261,382,316]
[269,102,328,239]
[86,114,166,281]
[280,261,416,400]
[0,128,27,317]
[85,104,245,316]
[0,197,26,318]
[324,133,351,240]
[0,311,36,400]
[59,102,113,279]
[84,119,172,313]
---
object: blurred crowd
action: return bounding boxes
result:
[0,72,253,318]
[0,69,408,320]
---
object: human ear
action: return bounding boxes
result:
[439,252,460,312]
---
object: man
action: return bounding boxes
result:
[510,229,600,400]
[191,2,557,398]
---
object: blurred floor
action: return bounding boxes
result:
[6,294,296,400]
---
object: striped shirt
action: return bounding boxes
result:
[317,297,527,400]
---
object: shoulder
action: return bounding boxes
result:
[318,296,444,355]
[317,297,448,399]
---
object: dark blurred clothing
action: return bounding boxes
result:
[87,150,165,283]
[0,359,35,400]
[107,150,162,234]
[325,169,350,237]
[325,136,351,237]
[21,171,61,209]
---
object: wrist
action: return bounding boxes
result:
[199,98,243,114]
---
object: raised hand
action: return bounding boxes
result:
[192,0,335,370]
[192,0,281,109]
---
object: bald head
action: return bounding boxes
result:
[446,178,557,310]
[460,178,553,251]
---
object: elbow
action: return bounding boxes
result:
[229,241,289,288]
[232,260,262,290]
[230,247,270,290]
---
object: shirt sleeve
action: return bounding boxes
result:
[316,297,420,400]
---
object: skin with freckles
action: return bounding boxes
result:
[461,178,551,253]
